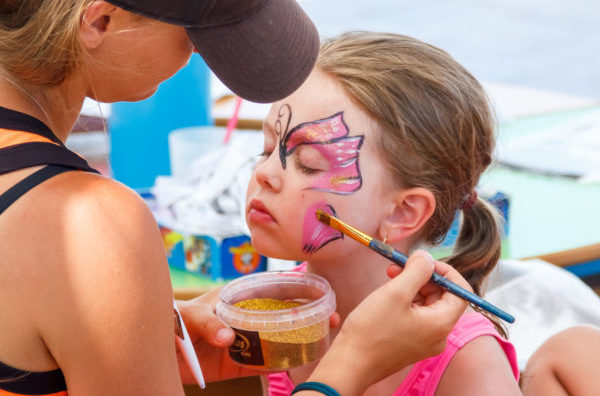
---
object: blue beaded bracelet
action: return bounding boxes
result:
[291,381,341,396]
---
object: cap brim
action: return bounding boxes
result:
[186,0,319,103]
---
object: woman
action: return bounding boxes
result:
[0,2,469,395]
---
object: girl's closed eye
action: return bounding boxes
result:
[257,135,276,162]
[259,149,273,158]
[294,145,330,175]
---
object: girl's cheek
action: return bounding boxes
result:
[300,201,343,255]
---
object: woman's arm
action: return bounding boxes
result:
[296,252,470,396]
[38,174,184,395]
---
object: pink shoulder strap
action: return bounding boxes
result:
[393,312,519,396]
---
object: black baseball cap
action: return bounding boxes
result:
[105,0,319,103]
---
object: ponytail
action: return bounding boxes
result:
[443,197,506,337]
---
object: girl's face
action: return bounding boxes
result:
[246,68,393,262]
[84,11,194,102]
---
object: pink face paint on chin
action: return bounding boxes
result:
[282,112,364,194]
[302,202,343,254]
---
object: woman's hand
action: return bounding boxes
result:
[175,289,260,383]
[303,251,470,396]
[177,287,340,384]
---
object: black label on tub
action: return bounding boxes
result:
[229,328,264,366]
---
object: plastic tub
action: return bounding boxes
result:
[216,271,336,371]
[168,126,226,178]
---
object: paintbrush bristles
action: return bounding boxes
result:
[315,210,372,246]
[315,209,331,225]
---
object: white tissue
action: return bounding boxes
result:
[152,131,262,237]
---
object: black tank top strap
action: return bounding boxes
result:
[0,106,99,176]
[0,360,66,395]
[0,142,99,175]
[0,165,78,216]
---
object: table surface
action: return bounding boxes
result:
[484,105,600,258]
[172,105,600,292]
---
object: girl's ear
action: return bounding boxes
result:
[80,1,117,50]
[378,187,435,244]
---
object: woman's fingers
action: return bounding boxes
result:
[382,250,434,301]
[177,289,235,348]
[329,311,341,328]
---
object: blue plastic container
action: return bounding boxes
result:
[109,56,212,190]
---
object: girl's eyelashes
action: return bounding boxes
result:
[293,145,330,175]
[258,147,275,159]
[294,155,319,175]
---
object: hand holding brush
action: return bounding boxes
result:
[316,210,515,324]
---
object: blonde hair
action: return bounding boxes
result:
[0,0,93,88]
[318,32,504,335]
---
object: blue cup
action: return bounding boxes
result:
[109,56,212,190]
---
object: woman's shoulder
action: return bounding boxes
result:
[37,170,167,279]
[0,171,178,390]
[21,171,157,243]
[11,169,171,305]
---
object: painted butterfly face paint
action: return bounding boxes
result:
[302,202,342,254]
[279,111,364,195]
[270,105,364,254]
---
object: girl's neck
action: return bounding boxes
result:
[0,72,86,143]
[306,246,396,321]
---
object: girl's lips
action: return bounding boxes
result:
[247,199,276,224]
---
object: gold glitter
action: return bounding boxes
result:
[231,298,329,370]
[329,175,350,185]
[234,298,302,310]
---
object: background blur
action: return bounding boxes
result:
[301,0,599,99]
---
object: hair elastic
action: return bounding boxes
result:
[292,382,341,396]
[461,190,478,211]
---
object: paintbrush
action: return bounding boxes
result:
[315,210,515,324]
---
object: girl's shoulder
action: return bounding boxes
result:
[434,312,521,395]
[394,312,520,396]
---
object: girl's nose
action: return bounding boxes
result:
[254,153,283,192]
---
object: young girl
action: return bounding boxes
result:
[246,32,521,395]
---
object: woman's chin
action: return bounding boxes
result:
[126,87,158,102]
[88,86,158,103]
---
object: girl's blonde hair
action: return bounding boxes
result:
[318,32,504,334]
[0,0,93,87]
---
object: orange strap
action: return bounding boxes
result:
[0,390,66,396]
[0,128,59,149]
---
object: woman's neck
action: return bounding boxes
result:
[0,72,86,143]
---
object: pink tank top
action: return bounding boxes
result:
[267,264,520,396]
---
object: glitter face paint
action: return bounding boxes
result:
[280,112,364,195]
[271,106,363,254]
[302,202,343,254]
